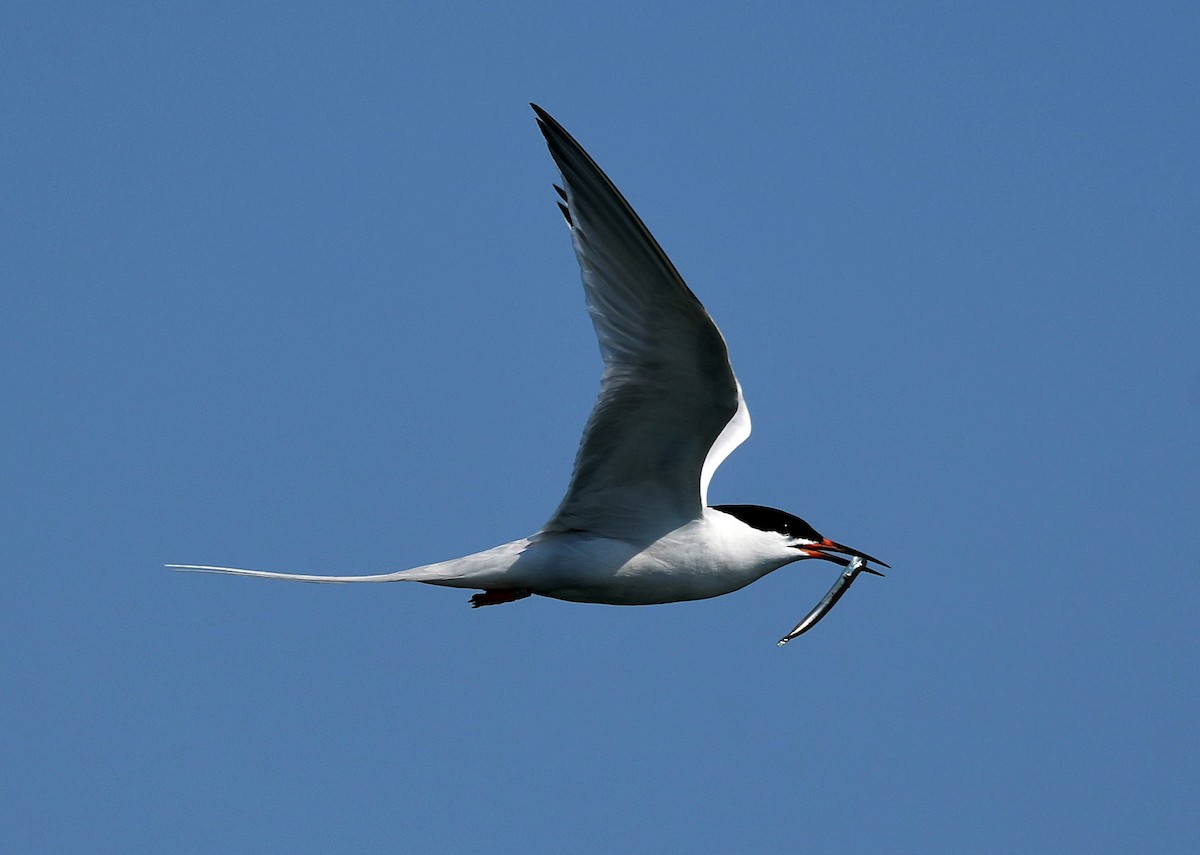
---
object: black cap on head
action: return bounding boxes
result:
[713,504,823,541]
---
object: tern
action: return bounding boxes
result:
[171,104,888,640]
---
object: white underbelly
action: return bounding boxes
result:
[417,516,795,606]
[528,534,770,605]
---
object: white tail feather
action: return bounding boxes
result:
[167,539,534,589]
[166,564,419,583]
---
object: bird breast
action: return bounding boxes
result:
[526,512,798,605]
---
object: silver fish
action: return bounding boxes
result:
[777,556,881,645]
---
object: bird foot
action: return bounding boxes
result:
[470,588,532,608]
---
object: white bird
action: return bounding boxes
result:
[171,104,888,639]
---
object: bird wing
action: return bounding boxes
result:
[532,105,751,538]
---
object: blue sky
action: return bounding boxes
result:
[4,2,1197,852]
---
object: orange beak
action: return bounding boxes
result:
[800,538,889,574]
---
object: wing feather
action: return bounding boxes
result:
[532,105,751,537]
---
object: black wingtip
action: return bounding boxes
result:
[530,104,570,148]
[534,112,573,222]
[530,103,552,133]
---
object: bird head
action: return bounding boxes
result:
[712,503,889,574]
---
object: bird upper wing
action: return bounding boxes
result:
[532,105,751,538]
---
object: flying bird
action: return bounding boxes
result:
[171,104,888,641]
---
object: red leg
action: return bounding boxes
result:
[469,588,532,608]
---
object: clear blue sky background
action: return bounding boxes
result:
[4,2,1197,852]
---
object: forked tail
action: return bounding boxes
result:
[167,564,437,583]
[167,539,534,588]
